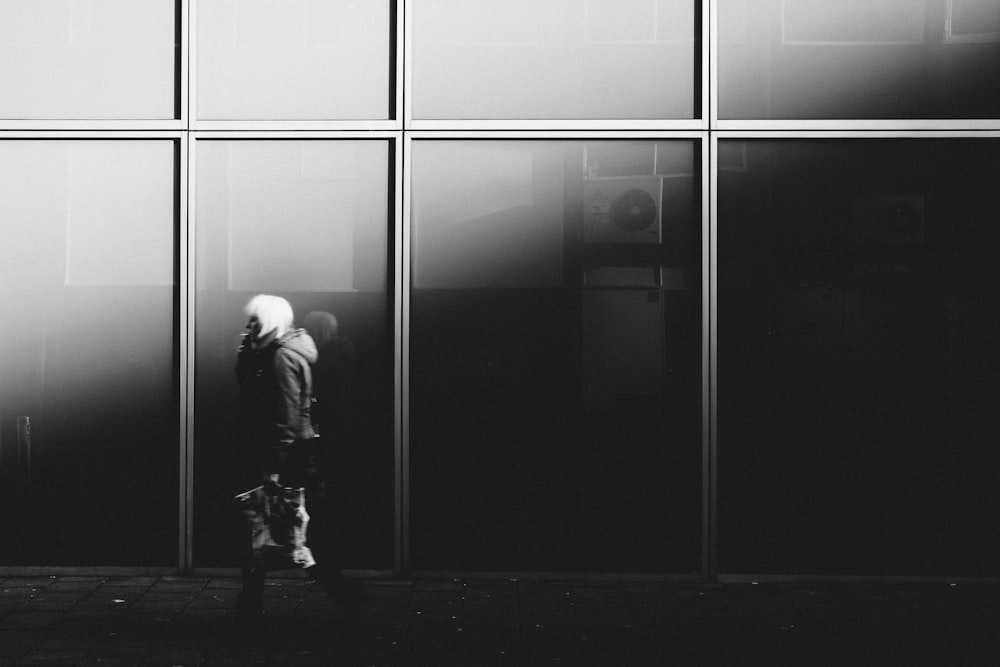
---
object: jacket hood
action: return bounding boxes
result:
[277,328,319,364]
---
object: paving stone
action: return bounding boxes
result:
[0,630,46,659]
[22,590,88,611]
[79,586,146,609]
[15,647,88,665]
[85,636,153,659]
[413,578,465,592]
[188,589,239,609]
[0,578,55,589]
[151,578,209,593]
[0,612,63,631]
[46,579,104,592]
[0,574,998,665]
[131,592,197,613]
[103,576,157,587]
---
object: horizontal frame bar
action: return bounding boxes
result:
[404,130,708,139]
[192,130,404,140]
[0,130,187,138]
[716,120,1000,131]
[713,129,1000,139]
[191,120,403,132]
[407,120,708,131]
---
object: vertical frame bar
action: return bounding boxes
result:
[394,0,405,126]
[402,0,413,130]
[701,0,711,129]
[705,131,718,583]
[709,0,719,130]
[181,132,195,573]
[399,132,413,574]
[178,0,189,128]
[188,0,199,127]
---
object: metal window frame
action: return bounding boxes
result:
[7,0,1000,583]
[400,129,711,579]
[708,128,1000,583]
[184,130,404,574]
[187,0,402,131]
[402,1,710,131]
[709,0,1000,131]
[0,1,187,131]
[0,130,187,575]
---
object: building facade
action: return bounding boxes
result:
[1,0,999,581]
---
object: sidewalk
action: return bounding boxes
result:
[1,574,999,665]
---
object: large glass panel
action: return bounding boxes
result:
[196,0,391,120]
[193,139,394,569]
[410,139,702,572]
[0,139,178,565]
[411,0,698,120]
[0,0,177,120]
[719,0,1000,119]
[718,139,1000,575]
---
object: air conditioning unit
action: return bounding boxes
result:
[583,177,662,244]
[853,195,925,248]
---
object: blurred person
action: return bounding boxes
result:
[233,295,362,628]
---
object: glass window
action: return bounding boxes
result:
[718,0,1000,119]
[0,139,178,564]
[193,139,394,569]
[410,139,702,572]
[0,0,177,120]
[410,0,698,120]
[196,0,391,120]
[718,138,1000,575]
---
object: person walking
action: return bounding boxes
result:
[233,294,362,628]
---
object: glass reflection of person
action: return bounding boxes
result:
[234,295,362,627]
[301,312,359,569]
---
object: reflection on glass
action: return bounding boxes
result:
[719,0,1000,119]
[411,0,697,119]
[410,140,701,572]
[194,140,393,569]
[0,140,178,564]
[946,0,1000,43]
[196,0,390,120]
[0,0,176,119]
[718,139,1000,575]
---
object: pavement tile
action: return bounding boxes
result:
[78,587,145,609]
[0,630,46,659]
[85,636,154,657]
[463,580,517,597]
[34,635,103,652]
[0,578,55,589]
[179,607,231,623]
[22,590,89,609]
[131,591,197,611]
[15,647,88,665]
[151,578,208,593]
[0,574,998,665]
[47,617,118,640]
[103,576,157,587]
[0,612,63,631]
[413,579,465,592]
[188,589,239,609]
[46,579,104,593]
[143,642,209,665]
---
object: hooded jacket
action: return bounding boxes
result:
[236,328,319,448]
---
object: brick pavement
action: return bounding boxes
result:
[1,575,999,665]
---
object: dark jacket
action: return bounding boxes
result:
[236,328,319,449]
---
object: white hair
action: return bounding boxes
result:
[244,294,294,338]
